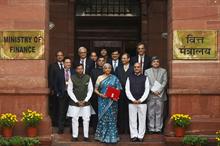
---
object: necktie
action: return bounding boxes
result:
[81,59,84,65]
[140,57,143,73]
[60,62,64,69]
[113,61,117,71]
[65,69,69,81]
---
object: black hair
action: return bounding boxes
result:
[63,56,71,62]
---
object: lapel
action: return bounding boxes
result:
[150,68,162,82]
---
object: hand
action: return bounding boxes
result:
[100,94,107,98]
[137,100,142,104]
[153,91,160,96]
[78,101,85,106]
[132,100,139,104]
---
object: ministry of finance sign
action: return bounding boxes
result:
[0,30,44,59]
[173,30,217,60]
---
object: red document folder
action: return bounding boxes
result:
[105,86,121,101]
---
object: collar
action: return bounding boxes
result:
[134,72,141,76]
[138,55,145,58]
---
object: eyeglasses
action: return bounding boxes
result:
[80,52,87,54]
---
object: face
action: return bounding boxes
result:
[121,54,130,65]
[64,59,71,69]
[97,58,105,67]
[90,52,98,62]
[103,65,112,75]
[100,49,107,56]
[75,65,84,75]
[137,44,146,56]
[78,48,87,59]
[111,51,120,60]
[151,59,160,68]
[134,63,142,74]
[56,51,64,62]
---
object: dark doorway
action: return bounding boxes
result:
[75,0,141,57]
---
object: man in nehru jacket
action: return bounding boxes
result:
[144,56,167,134]
[67,64,93,141]
[125,63,150,142]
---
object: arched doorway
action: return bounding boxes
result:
[74,0,141,57]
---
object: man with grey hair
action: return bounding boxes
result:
[144,56,167,134]
[74,46,94,75]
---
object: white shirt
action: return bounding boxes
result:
[123,64,130,72]
[80,58,87,74]
[138,55,145,64]
[125,76,150,103]
[112,59,119,71]
[67,77,93,103]
[58,62,63,69]
[64,68,71,81]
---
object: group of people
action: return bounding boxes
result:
[48,42,168,144]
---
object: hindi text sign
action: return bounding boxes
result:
[173,30,217,60]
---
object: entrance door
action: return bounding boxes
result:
[75,0,140,57]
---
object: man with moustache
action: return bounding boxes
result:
[125,63,150,142]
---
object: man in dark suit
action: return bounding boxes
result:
[107,49,122,74]
[115,53,133,134]
[74,47,94,75]
[90,51,98,68]
[54,57,75,134]
[131,42,151,73]
[90,56,105,131]
[48,50,64,126]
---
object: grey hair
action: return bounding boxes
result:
[103,63,112,69]
[78,46,87,52]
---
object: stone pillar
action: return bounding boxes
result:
[165,0,220,135]
[0,0,51,136]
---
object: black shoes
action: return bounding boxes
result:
[131,137,144,142]
[71,137,78,142]
[131,137,139,142]
[83,137,90,142]
[71,137,89,142]
[148,131,162,134]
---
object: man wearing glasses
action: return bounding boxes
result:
[131,42,151,74]
[74,47,94,75]
[48,50,64,127]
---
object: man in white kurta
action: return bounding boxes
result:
[125,63,150,142]
[67,64,93,141]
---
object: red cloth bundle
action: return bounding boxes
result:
[105,86,121,101]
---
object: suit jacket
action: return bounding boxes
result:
[144,67,167,101]
[107,59,122,74]
[74,57,94,75]
[90,67,103,86]
[54,68,75,97]
[115,64,133,89]
[48,62,63,90]
[131,55,151,72]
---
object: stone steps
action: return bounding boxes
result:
[51,133,166,146]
